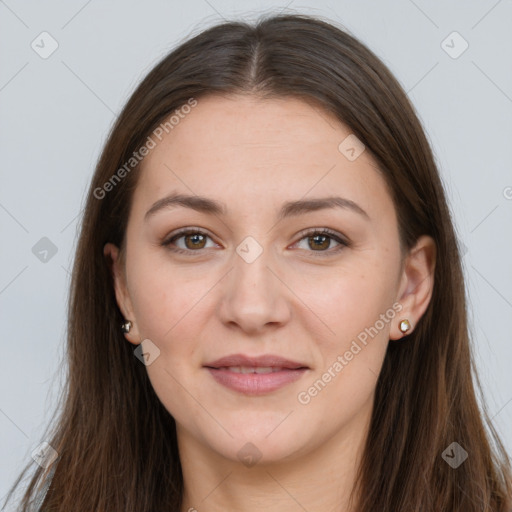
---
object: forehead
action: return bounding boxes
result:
[146,94,355,166]
[132,94,394,222]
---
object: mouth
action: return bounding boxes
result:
[211,366,296,374]
[203,354,309,395]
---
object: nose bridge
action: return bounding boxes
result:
[232,233,276,298]
[219,233,290,331]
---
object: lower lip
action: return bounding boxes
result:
[205,367,308,395]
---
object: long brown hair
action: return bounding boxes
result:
[4,13,511,512]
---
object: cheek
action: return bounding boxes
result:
[127,256,203,342]
[127,261,208,421]
[294,272,394,424]
[297,261,397,347]
[296,258,398,412]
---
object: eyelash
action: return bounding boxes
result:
[161,227,349,257]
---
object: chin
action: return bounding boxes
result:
[216,439,305,467]
[207,422,311,466]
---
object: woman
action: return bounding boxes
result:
[5,12,511,512]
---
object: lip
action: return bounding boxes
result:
[204,353,308,369]
[204,353,309,396]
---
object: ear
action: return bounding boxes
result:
[390,235,436,340]
[103,242,140,345]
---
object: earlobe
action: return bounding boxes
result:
[103,242,140,344]
[390,235,436,341]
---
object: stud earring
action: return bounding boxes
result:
[399,319,411,334]
[121,320,132,333]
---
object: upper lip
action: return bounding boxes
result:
[204,353,308,369]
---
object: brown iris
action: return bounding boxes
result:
[184,233,207,250]
[308,234,330,251]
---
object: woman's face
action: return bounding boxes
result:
[106,94,433,466]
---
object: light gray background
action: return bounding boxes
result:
[1,0,511,504]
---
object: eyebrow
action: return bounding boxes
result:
[144,192,370,222]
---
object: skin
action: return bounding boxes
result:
[105,94,436,512]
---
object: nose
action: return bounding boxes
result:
[217,241,291,335]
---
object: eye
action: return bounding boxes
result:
[292,228,349,256]
[162,227,349,257]
[162,228,217,255]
